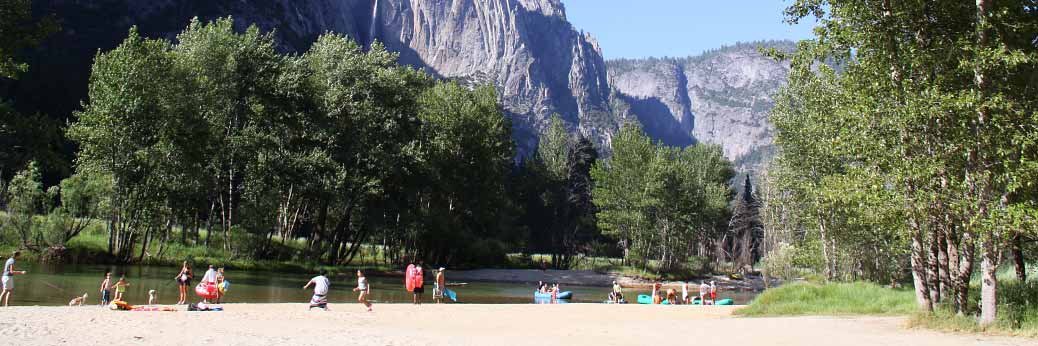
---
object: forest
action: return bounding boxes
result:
[1,8,751,276]
[760,0,1038,327]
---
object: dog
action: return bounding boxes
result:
[148,289,156,305]
[68,293,88,306]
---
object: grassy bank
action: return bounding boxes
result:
[735,282,916,316]
[908,278,1038,338]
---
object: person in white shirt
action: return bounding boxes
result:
[202,265,218,284]
[2,251,27,307]
[304,270,331,311]
[353,270,373,312]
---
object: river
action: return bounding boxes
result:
[7,263,757,306]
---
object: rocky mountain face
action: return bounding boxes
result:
[27,0,616,155]
[24,1,784,163]
[608,41,793,169]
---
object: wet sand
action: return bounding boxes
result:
[0,304,1029,346]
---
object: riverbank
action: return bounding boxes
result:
[445,268,771,292]
[0,304,1031,346]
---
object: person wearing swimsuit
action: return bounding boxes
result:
[354,270,373,312]
[175,261,192,305]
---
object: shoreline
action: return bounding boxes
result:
[1,304,1031,346]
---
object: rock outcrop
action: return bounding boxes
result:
[32,0,617,155]
[608,41,793,168]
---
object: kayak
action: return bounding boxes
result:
[637,294,733,305]
[443,288,458,302]
[636,294,670,305]
[693,297,734,306]
[533,290,573,300]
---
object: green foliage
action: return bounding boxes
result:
[737,282,916,316]
[2,161,53,248]
[0,0,59,79]
[593,123,734,270]
[768,0,1038,329]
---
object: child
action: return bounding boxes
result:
[99,272,112,306]
[148,289,157,305]
[709,281,718,305]
[112,276,130,302]
[304,270,331,311]
[1,251,27,307]
[353,270,373,312]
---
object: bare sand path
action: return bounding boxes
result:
[0,304,1029,346]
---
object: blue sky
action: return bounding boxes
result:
[562,0,817,59]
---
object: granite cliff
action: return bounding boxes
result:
[608,41,793,169]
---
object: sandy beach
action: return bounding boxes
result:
[0,304,1029,346]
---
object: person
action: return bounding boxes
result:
[610,281,624,303]
[411,263,424,305]
[433,267,446,303]
[99,272,112,306]
[112,275,130,302]
[537,281,547,293]
[353,270,373,312]
[651,282,663,305]
[682,282,690,304]
[699,281,710,304]
[202,265,217,284]
[215,267,226,303]
[175,261,192,305]
[1,251,27,307]
[709,281,718,305]
[201,265,217,303]
[666,288,679,305]
[550,283,560,304]
[304,270,331,311]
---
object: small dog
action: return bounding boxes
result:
[68,293,88,306]
[148,289,156,305]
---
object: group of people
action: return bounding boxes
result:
[302,265,450,312]
[304,269,372,312]
[1,250,230,308]
[651,280,718,305]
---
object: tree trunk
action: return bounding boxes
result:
[909,216,933,312]
[979,237,998,326]
[1012,232,1026,281]
[937,228,951,302]
[927,228,941,304]
[818,216,834,281]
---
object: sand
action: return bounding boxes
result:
[0,304,1030,346]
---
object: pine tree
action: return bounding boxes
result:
[729,175,762,272]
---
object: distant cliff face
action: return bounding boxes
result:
[372,0,615,153]
[608,42,792,167]
[29,1,784,163]
[31,0,616,155]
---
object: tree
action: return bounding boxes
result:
[773,0,1038,324]
[729,175,762,272]
[68,27,183,261]
[0,0,58,79]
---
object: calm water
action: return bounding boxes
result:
[6,263,757,306]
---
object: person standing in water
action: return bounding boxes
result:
[1,251,27,307]
[112,275,130,302]
[682,282,690,304]
[433,267,446,303]
[353,270,373,311]
[99,272,112,306]
[709,281,718,305]
[411,263,425,305]
[175,261,192,305]
[610,281,623,303]
[651,282,663,304]
[304,270,331,311]
[698,281,710,304]
[215,267,226,303]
